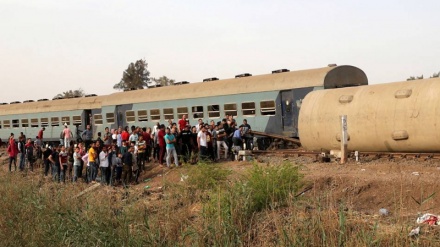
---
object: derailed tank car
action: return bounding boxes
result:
[299,78,440,152]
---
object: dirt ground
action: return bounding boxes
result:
[1,148,440,227]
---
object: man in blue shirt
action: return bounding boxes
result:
[164,128,179,168]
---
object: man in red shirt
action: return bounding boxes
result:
[157,124,166,165]
[38,127,45,141]
[121,128,129,142]
[178,114,189,132]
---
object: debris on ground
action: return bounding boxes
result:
[416,213,440,225]
[408,226,420,237]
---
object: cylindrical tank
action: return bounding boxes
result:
[299,78,440,152]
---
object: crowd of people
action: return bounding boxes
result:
[4,114,253,187]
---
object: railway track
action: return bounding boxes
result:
[251,149,440,162]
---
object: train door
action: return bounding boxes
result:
[116,105,125,128]
[84,109,92,127]
[280,90,294,133]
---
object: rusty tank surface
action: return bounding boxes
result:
[298,78,440,152]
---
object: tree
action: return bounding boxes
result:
[430,71,440,78]
[113,59,151,90]
[53,88,85,99]
[151,76,176,87]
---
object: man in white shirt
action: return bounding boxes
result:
[99,146,109,185]
[197,125,208,162]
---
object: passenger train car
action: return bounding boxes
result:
[0,65,367,142]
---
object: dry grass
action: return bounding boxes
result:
[0,161,439,246]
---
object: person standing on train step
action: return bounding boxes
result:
[178,114,188,132]
[7,133,18,172]
[197,125,208,162]
[157,124,166,165]
[81,125,93,150]
[63,123,72,148]
[38,127,45,142]
[18,136,26,171]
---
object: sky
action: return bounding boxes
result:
[1,0,439,103]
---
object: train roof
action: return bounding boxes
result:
[0,96,103,116]
[102,65,367,106]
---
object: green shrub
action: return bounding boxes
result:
[187,162,231,190]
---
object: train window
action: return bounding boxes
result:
[150,109,160,121]
[192,106,204,119]
[242,102,256,116]
[31,118,39,128]
[3,120,10,128]
[224,103,237,116]
[138,110,148,122]
[208,105,220,118]
[260,100,276,115]
[0,122,2,129]
[126,111,135,123]
[51,117,59,127]
[72,116,81,125]
[41,118,49,127]
[163,108,174,120]
[94,114,103,125]
[21,119,29,128]
[106,113,115,124]
[12,119,19,128]
[62,116,70,125]
[177,107,188,119]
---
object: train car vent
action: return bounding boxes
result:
[271,69,290,74]
[328,63,337,67]
[10,101,21,104]
[395,89,412,99]
[339,95,353,104]
[174,81,189,85]
[203,77,219,82]
[85,94,97,97]
[235,73,252,78]
[392,130,409,140]
[37,99,49,102]
[23,100,35,103]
